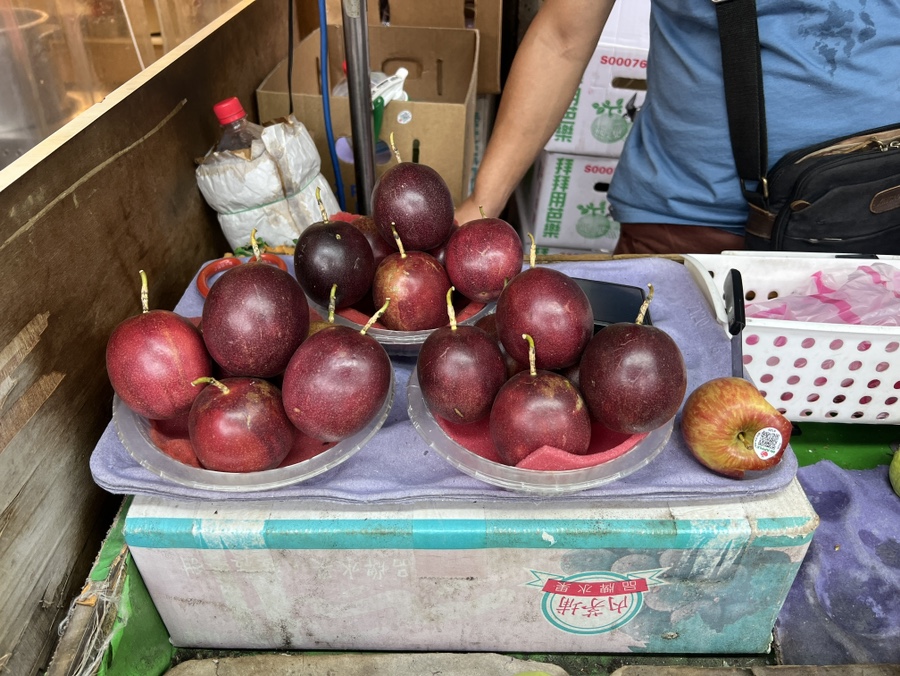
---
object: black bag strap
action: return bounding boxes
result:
[714,0,769,207]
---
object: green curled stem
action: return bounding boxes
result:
[192,376,229,394]
[362,298,390,335]
[522,333,537,376]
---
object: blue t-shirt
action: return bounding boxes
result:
[607,0,900,233]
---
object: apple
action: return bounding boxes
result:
[188,376,294,472]
[489,333,591,465]
[371,228,451,331]
[372,161,454,251]
[293,217,375,310]
[579,292,686,435]
[444,215,523,303]
[680,377,792,479]
[494,235,593,370]
[890,449,900,498]
[202,231,308,378]
[106,270,212,420]
[350,214,394,268]
[416,289,506,424]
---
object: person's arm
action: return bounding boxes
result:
[456,0,615,225]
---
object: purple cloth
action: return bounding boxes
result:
[776,460,900,665]
[90,257,797,502]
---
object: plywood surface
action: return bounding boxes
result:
[0,1,298,672]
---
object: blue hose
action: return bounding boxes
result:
[319,0,347,211]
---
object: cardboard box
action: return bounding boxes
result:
[599,0,652,50]
[469,93,497,195]
[521,151,622,252]
[295,0,378,35]
[514,182,593,256]
[544,44,648,157]
[257,25,477,213]
[543,0,650,158]
[125,479,817,652]
[298,0,503,94]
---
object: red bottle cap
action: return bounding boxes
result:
[213,97,246,125]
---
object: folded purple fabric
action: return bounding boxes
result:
[776,460,900,664]
[90,257,797,503]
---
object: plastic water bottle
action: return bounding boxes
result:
[213,97,264,152]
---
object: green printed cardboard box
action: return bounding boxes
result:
[522,151,622,252]
[544,44,648,158]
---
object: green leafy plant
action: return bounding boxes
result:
[234,238,270,256]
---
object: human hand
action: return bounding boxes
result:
[455,197,494,226]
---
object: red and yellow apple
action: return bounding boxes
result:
[680,377,792,479]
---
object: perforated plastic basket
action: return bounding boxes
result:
[683,253,900,424]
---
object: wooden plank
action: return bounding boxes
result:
[0,1,298,673]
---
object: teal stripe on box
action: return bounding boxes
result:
[414,519,487,549]
[265,519,416,550]
[123,516,812,551]
[125,518,201,549]
[750,517,817,547]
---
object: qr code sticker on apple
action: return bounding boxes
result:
[753,427,782,460]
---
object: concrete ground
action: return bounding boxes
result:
[166,653,900,676]
[166,653,568,675]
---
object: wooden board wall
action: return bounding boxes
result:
[0,1,298,673]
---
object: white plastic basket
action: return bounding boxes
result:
[682,253,900,424]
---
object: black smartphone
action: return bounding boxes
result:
[572,277,650,333]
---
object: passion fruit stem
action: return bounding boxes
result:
[250,228,261,261]
[314,186,328,222]
[389,132,402,163]
[328,283,337,323]
[635,283,655,325]
[191,376,229,394]
[527,233,536,268]
[362,298,390,335]
[138,269,150,314]
[522,333,537,377]
[478,205,486,218]
[446,287,457,330]
[391,224,407,258]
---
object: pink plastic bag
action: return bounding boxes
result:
[745,262,900,326]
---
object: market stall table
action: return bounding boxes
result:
[91,257,817,653]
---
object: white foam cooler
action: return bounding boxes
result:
[124,478,817,653]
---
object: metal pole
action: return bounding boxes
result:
[341,0,376,215]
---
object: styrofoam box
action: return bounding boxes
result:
[519,151,621,252]
[125,479,816,653]
[683,252,900,424]
[545,45,648,158]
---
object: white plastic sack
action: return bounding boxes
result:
[195,116,339,251]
